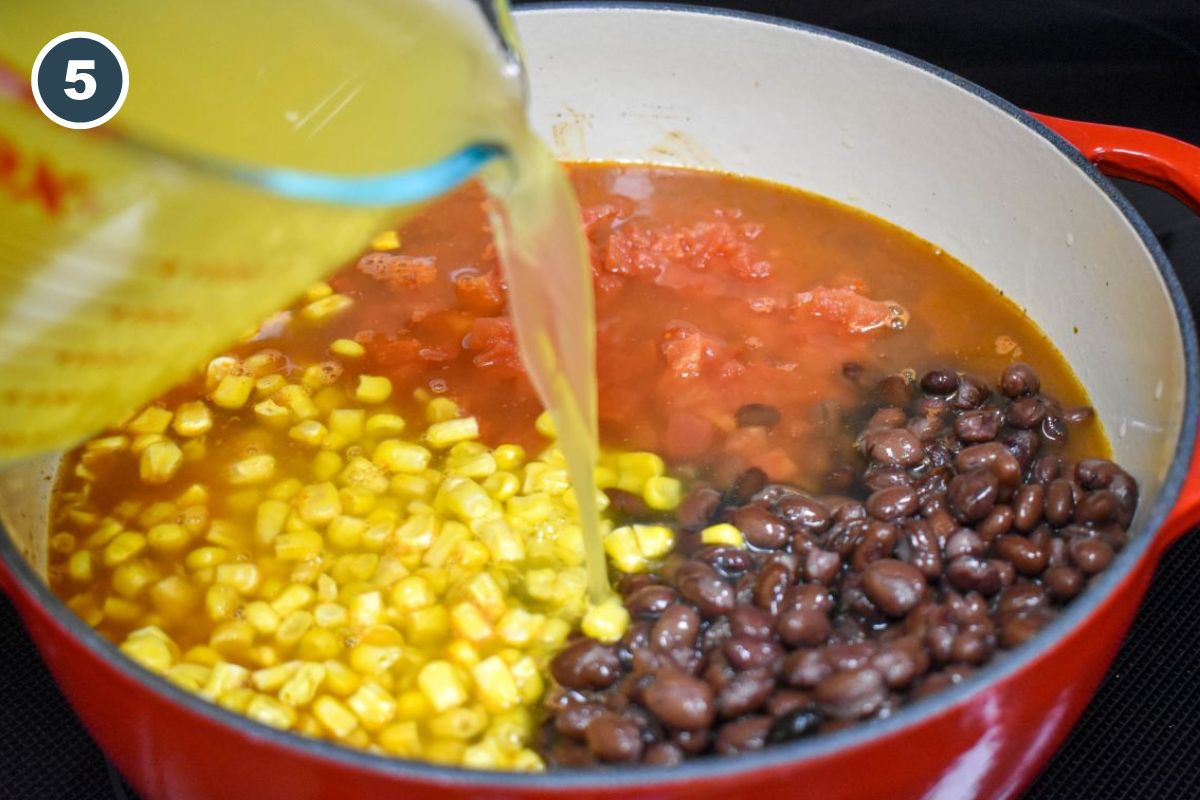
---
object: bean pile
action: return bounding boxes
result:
[538,363,1137,766]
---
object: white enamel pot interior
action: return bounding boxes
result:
[0,3,1196,799]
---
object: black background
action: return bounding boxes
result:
[3,1,1200,797]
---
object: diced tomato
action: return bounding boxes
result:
[356,252,438,288]
[454,268,507,314]
[664,411,716,460]
[661,322,726,380]
[791,285,898,333]
[465,317,523,376]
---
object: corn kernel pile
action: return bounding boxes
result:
[47,287,687,770]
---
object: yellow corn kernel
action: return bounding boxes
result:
[274,529,323,561]
[379,720,422,757]
[338,456,389,494]
[297,628,343,661]
[418,660,469,713]
[103,531,147,567]
[701,522,746,548]
[373,439,431,474]
[338,488,375,517]
[324,409,363,442]
[246,694,297,730]
[205,519,246,550]
[205,584,239,621]
[355,375,392,405]
[429,705,489,741]
[449,451,496,480]
[272,584,316,616]
[183,645,221,668]
[186,545,229,571]
[425,397,461,423]
[137,501,178,528]
[242,349,285,377]
[321,517,362,552]
[202,661,250,699]
[168,401,211,437]
[242,601,280,636]
[604,526,646,573]
[464,573,506,620]
[251,500,287,548]
[218,687,257,715]
[348,643,402,676]
[166,663,212,691]
[365,413,407,437]
[370,229,401,251]
[252,399,290,428]
[141,522,186,556]
[277,384,319,421]
[316,574,338,603]
[495,609,541,648]
[112,561,157,599]
[472,656,520,712]
[312,694,359,739]
[582,597,631,644]
[287,420,327,448]
[509,656,544,705]
[254,374,287,398]
[310,450,343,483]
[252,661,299,692]
[119,630,176,674]
[615,451,665,494]
[634,524,675,560]
[511,749,545,772]
[405,605,449,646]
[209,375,255,410]
[304,282,333,301]
[139,440,183,486]
[321,659,361,697]
[349,590,384,627]
[85,434,130,455]
[101,596,142,623]
[436,477,494,522]
[347,682,397,732]
[150,576,198,620]
[301,294,353,323]
[228,454,276,486]
[130,433,167,456]
[66,550,93,582]
[479,472,518,503]
[300,362,342,392]
[216,563,261,595]
[390,576,434,611]
[387,474,429,500]
[426,417,480,449]
[295,482,341,527]
[534,410,556,438]
[280,662,327,707]
[327,339,364,361]
[276,610,314,647]
[312,602,347,629]
[450,602,494,644]
[485,446,522,475]
[127,406,173,435]
[211,620,256,658]
[178,504,209,533]
[643,475,684,511]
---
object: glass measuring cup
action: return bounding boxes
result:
[0,0,523,462]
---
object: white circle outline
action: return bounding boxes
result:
[30,31,129,130]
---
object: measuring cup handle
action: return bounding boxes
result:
[1032,112,1200,553]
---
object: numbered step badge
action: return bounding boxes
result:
[31,31,128,129]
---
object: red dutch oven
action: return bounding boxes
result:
[4,5,1200,799]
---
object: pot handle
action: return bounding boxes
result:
[1032,112,1200,551]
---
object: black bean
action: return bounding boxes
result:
[728,468,769,505]
[945,555,1003,595]
[736,403,782,429]
[1041,414,1068,443]
[903,518,943,578]
[823,465,856,493]
[775,494,831,532]
[1063,406,1095,425]
[677,486,720,530]
[1000,429,1040,472]
[998,611,1052,648]
[1006,396,1047,429]
[1068,537,1115,575]
[908,416,943,443]
[947,468,999,523]
[733,504,790,550]
[766,709,822,744]
[782,649,833,689]
[804,548,842,585]
[870,636,929,689]
[915,395,951,419]
[715,716,772,755]
[650,603,701,655]
[977,506,1014,541]
[861,559,927,616]
[728,606,775,640]
[815,667,887,720]
[1044,566,1084,601]
[626,585,677,618]
[868,407,908,429]
[1000,363,1041,397]
[1031,454,1064,485]
[586,712,643,762]
[766,689,811,718]
[864,428,925,467]
[643,670,716,731]
[851,521,898,572]
[921,369,959,396]
[955,409,1001,443]
[555,701,606,740]
[866,486,919,521]
[677,563,735,618]
[862,466,914,492]
[955,442,1022,489]
[754,561,793,614]
[776,607,832,648]
[643,742,684,766]
[1045,479,1076,526]
[671,728,710,755]
[1075,490,1118,524]
[1013,484,1044,532]
[950,374,990,409]
[552,640,622,690]
[993,534,1049,576]
[696,545,754,578]
[605,488,654,518]
[715,670,774,719]
[944,529,985,559]
[875,375,911,406]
